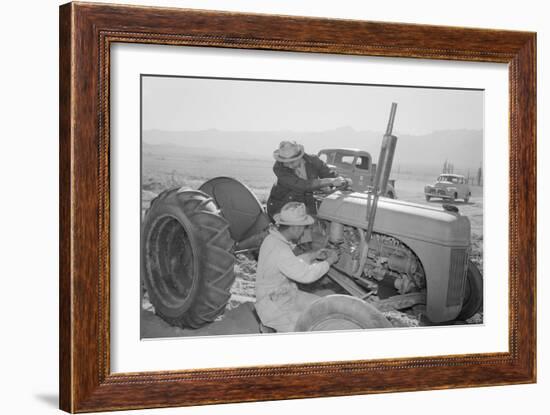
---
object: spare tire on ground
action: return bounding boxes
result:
[294,294,392,332]
[141,188,236,329]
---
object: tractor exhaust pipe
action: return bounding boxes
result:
[365,103,398,243]
[377,102,398,195]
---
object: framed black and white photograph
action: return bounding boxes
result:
[58,2,536,412]
[139,74,485,340]
[108,37,512,376]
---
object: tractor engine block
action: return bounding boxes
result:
[328,222,426,295]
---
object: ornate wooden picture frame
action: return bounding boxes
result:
[59,2,536,412]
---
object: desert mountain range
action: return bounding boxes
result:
[143,127,483,171]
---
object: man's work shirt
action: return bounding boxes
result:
[293,159,308,180]
[255,229,330,332]
[266,153,336,218]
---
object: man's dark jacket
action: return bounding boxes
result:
[266,153,336,218]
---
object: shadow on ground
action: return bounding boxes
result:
[141,302,262,339]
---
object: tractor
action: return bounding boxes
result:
[141,103,483,331]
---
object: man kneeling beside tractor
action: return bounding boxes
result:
[254,201,393,333]
[254,202,341,332]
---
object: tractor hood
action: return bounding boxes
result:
[317,191,470,247]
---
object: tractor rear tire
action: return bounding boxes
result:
[142,188,235,329]
[457,260,483,321]
[294,295,392,332]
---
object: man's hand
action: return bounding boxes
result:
[314,249,329,261]
[323,249,340,265]
[332,176,346,187]
[319,177,346,188]
[319,178,335,187]
[314,248,339,265]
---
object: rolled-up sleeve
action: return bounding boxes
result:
[278,249,330,284]
[273,163,322,192]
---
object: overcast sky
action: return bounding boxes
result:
[142,76,483,135]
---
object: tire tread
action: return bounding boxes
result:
[142,188,236,329]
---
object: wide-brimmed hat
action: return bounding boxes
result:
[273,140,305,163]
[273,202,314,226]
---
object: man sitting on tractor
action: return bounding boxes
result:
[255,202,340,332]
[267,140,346,218]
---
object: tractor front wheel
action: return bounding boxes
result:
[294,295,392,331]
[457,260,483,321]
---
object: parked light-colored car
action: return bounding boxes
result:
[424,173,471,203]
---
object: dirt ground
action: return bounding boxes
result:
[140,153,484,338]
